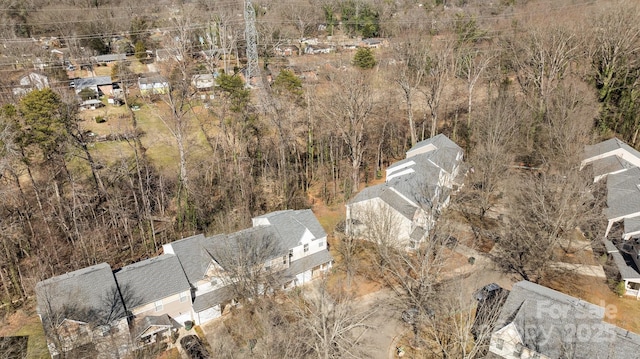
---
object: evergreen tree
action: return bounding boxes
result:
[353,48,377,69]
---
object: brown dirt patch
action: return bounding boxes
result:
[543,273,640,334]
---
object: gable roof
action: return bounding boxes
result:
[605,167,640,219]
[349,135,462,222]
[253,209,327,249]
[584,137,640,161]
[35,263,125,326]
[281,250,333,283]
[133,314,172,339]
[495,281,640,358]
[163,234,224,284]
[74,76,112,91]
[192,285,235,312]
[92,54,126,62]
[114,254,190,309]
[138,73,168,86]
[208,226,285,270]
[407,134,462,157]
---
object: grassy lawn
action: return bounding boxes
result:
[0,310,49,359]
[129,59,150,74]
[90,141,136,166]
[93,65,113,77]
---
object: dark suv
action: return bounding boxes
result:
[180,335,211,359]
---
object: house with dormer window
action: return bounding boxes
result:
[346,134,464,249]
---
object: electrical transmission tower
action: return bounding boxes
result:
[244,0,259,86]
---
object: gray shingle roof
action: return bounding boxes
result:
[605,168,640,218]
[590,156,635,179]
[408,134,462,155]
[254,209,327,249]
[379,188,419,220]
[92,54,126,62]
[495,281,640,358]
[138,73,168,86]
[114,254,190,310]
[209,226,286,270]
[349,135,462,229]
[283,249,333,280]
[611,250,640,281]
[603,239,620,253]
[35,263,125,326]
[192,285,235,312]
[74,76,112,90]
[348,184,385,204]
[387,161,441,206]
[164,234,225,284]
[133,314,172,339]
[584,137,640,161]
[624,217,640,236]
[410,227,426,241]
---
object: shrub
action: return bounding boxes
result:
[95,116,106,123]
[614,281,626,297]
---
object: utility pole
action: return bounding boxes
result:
[244,0,259,86]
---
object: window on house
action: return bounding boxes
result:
[495,338,504,350]
[154,300,163,312]
[304,243,309,253]
[514,344,523,356]
[180,291,189,302]
[318,241,324,248]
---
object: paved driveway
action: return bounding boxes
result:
[354,257,516,359]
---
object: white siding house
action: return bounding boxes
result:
[581,138,640,297]
[346,134,463,249]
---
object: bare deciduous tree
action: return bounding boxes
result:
[421,39,454,139]
[393,34,429,146]
[492,169,602,282]
[291,280,375,359]
[321,70,374,195]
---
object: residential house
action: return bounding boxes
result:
[346,134,464,249]
[79,99,104,110]
[341,43,359,51]
[162,233,235,325]
[304,44,334,55]
[114,254,192,344]
[360,38,387,48]
[35,209,332,355]
[488,281,640,359]
[35,263,131,359]
[162,209,333,325]
[581,137,640,237]
[581,138,640,296]
[604,238,640,298]
[275,44,299,56]
[252,209,332,287]
[138,73,169,95]
[12,72,49,96]
[92,53,127,64]
[74,76,113,96]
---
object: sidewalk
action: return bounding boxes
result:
[550,261,607,278]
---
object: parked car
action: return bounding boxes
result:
[180,335,210,359]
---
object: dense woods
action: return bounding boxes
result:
[0,0,638,349]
